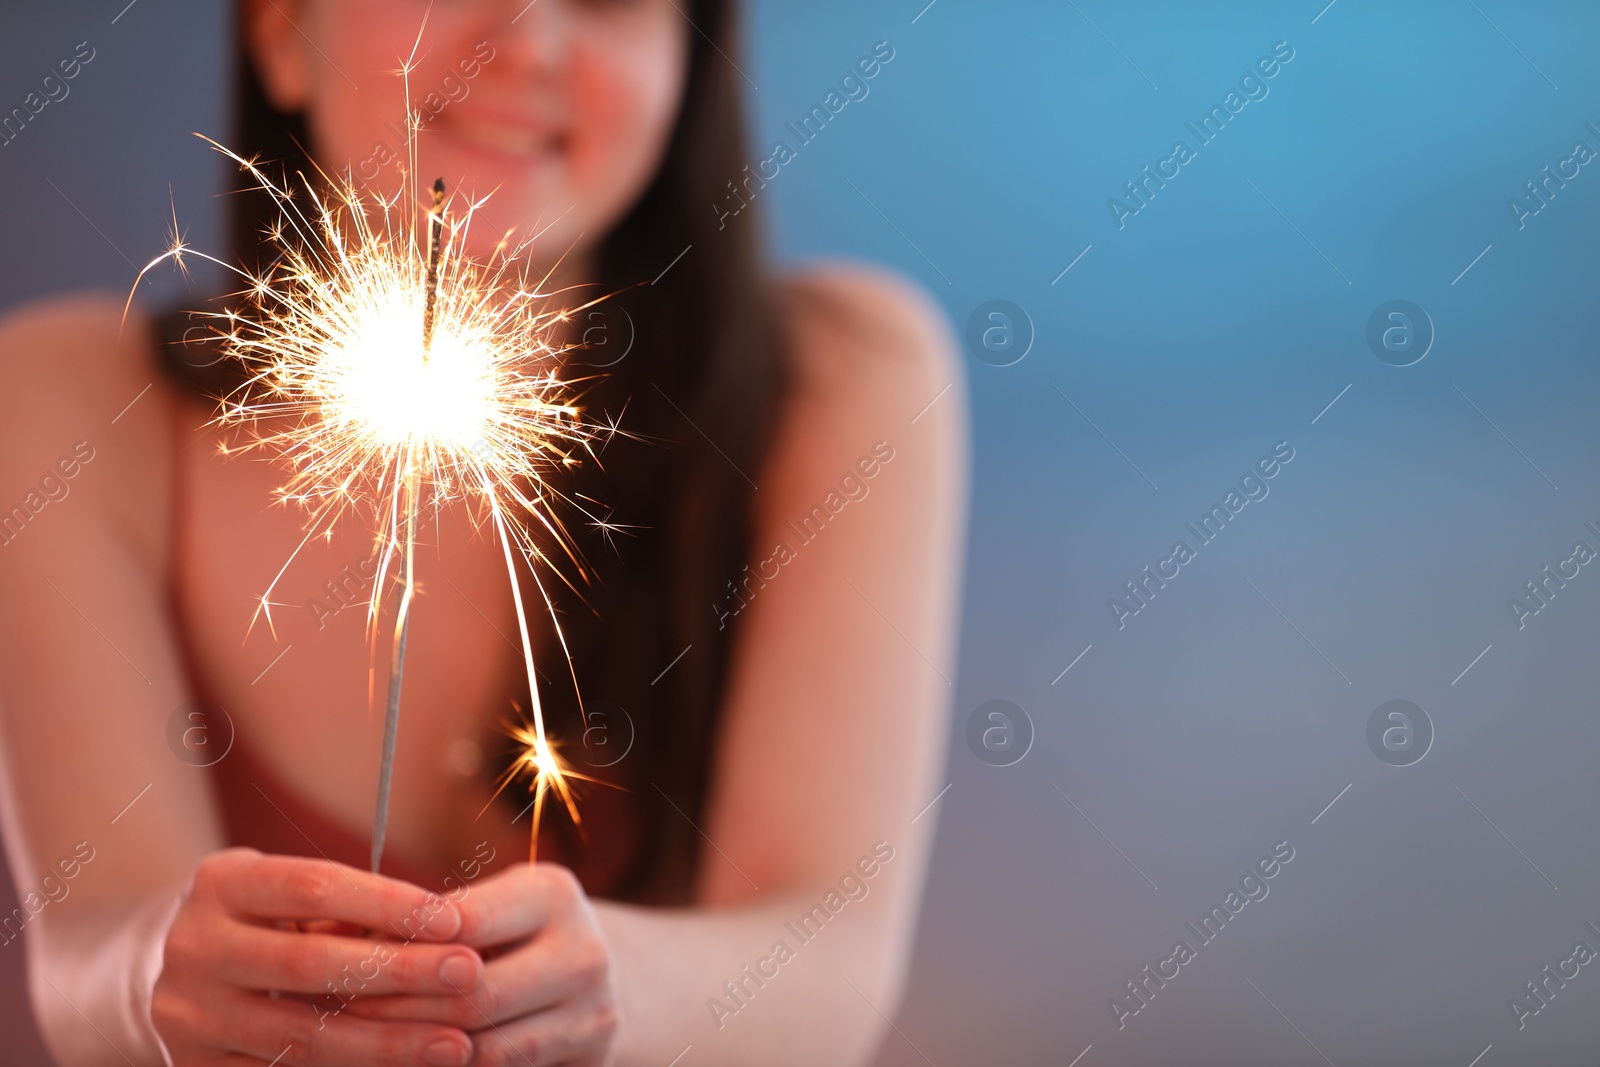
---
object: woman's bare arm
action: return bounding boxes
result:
[0,294,215,1063]
[598,265,969,1067]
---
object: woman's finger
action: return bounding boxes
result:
[220,989,477,1067]
[452,863,579,948]
[200,849,462,941]
[213,923,484,998]
[339,930,593,1028]
[465,995,620,1067]
[347,864,612,1030]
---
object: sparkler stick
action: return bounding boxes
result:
[369,464,414,872]
[422,178,444,357]
[368,178,447,873]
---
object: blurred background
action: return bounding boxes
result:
[4,1,1600,1064]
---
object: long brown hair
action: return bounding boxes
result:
[158,1,789,903]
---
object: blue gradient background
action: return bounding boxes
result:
[4,2,1600,1064]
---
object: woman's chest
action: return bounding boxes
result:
[173,428,533,867]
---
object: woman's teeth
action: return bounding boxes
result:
[452,115,559,159]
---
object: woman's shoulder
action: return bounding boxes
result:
[759,260,968,538]
[776,260,961,412]
[0,291,161,411]
[0,292,176,551]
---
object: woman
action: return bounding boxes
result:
[0,1,966,1064]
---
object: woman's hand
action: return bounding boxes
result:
[346,864,621,1067]
[151,848,487,1066]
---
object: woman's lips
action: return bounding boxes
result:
[438,110,568,164]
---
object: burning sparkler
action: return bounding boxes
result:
[128,122,619,869]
